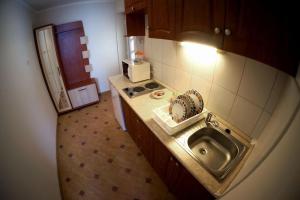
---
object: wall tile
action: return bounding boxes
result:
[151,61,162,81]
[228,96,262,136]
[173,69,191,93]
[192,60,216,82]
[162,40,177,67]
[238,59,277,107]
[162,65,176,88]
[207,84,235,119]
[251,111,271,139]
[214,52,245,93]
[176,45,195,73]
[190,75,212,105]
[144,37,152,60]
[265,71,288,114]
[151,38,163,62]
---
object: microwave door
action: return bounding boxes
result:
[122,61,129,79]
[128,66,133,81]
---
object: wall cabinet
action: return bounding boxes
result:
[125,0,146,14]
[147,0,299,76]
[175,0,225,48]
[120,97,214,200]
[125,0,146,36]
[148,0,176,40]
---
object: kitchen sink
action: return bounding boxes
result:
[175,124,248,181]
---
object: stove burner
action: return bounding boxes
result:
[145,82,159,89]
[133,86,145,92]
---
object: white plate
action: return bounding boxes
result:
[169,99,189,123]
[150,90,165,99]
[185,89,204,114]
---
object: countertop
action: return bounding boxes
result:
[108,74,253,197]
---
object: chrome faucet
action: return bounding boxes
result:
[205,112,219,127]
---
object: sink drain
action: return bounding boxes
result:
[199,148,207,155]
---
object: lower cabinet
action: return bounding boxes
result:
[121,97,214,200]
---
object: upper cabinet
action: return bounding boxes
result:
[223,0,299,76]
[175,0,225,48]
[146,0,299,76]
[125,0,146,36]
[148,0,176,40]
[125,0,146,14]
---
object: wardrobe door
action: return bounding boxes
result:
[35,26,72,113]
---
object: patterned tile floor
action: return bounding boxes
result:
[57,92,175,200]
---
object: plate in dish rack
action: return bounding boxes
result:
[169,99,189,123]
[177,94,196,117]
[185,89,204,114]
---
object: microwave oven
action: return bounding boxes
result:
[122,59,150,82]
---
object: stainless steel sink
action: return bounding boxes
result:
[175,124,248,181]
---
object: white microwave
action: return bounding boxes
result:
[122,59,150,82]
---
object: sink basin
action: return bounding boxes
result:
[176,126,247,181]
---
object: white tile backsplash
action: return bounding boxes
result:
[162,65,176,87]
[144,37,152,60]
[251,111,271,139]
[173,69,191,93]
[207,84,235,119]
[151,61,162,81]
[190,75,212,104]
[265,72,288,114]
[162,40,177,67]
[151,38,163,62]
[228,96,262,135]
[142,37,288,139]
[192,60,216,82]
[214,52,245,93]
[238,58,277,107]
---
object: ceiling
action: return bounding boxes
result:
[24,0,114,11]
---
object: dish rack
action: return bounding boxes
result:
[152,104,207,135]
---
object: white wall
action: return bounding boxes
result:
[33,1,121,92]
[222,89,300,200]
[0,0,61,199]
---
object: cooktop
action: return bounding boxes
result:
[122,81,165,98]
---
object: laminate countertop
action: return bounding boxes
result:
[109,74,253,197]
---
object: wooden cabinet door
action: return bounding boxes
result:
[223,0,299,76]
[174,167,214,200]
[55,21,91,89]
[175,0,225,47]
[121,98,137,142]
[137,120,154,163]
[165,156,182,193]
[148,0,176,40]
[152,135,172,184]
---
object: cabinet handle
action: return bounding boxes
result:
[170,157,173,161]
[131,6,135,12]
[225,28,231,36]
[78,88,87,91]
[214,27,221,34]
[175,162,179,167]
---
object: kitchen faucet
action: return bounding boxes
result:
[205,112,219,127]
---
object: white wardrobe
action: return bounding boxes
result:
[35,25,72,113]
